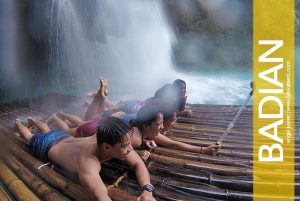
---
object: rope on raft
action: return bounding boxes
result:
[107,171,128,190]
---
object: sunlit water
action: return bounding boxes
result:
[109,70,252,105]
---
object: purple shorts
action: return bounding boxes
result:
[76,114,104,137]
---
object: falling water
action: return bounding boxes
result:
[28,0,253,105]
[26,0,177,101]
[1,0,256,105]
[0,0,20,101]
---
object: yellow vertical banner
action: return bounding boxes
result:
[253,0,294,200]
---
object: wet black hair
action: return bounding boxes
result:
[173,79,186,88]
[173,79,187,112]
[130,104,161,131]
[96,116,132,146]
[154,84,177,99]
[161,109,177,121]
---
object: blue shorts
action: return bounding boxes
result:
[119,100,140,113]
[28,130,70,162]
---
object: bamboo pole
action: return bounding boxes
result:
[107,188,137,201]
[148,162,252,191]
[153,147,252,168]
[0,133,93,201]
[153,147,299,169]
[0,162,40,201]
[168,133,253,145]
[151,175,299,201]
[169,128,254,141]
[173,125,251,136]
[149,161,300,192]
[150,153,251,176]
[3,155,66,201]
[0,185,12,201]
[101,163,216,201]
[103,160,299,201]
[168,137,300,154]
[150,153,300,180]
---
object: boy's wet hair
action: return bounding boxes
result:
[130,104,161,130]
[173,79,186,88]
[154,84,180,111]
[97,116,132,146]
[173,79,187,112]
[161,110,177,121]
[154,84,177,99]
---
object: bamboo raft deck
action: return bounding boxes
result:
[0,93,299,201]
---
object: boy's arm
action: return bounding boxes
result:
[155,133,219,155]
[125,150,156,201]
[78,158,112,201]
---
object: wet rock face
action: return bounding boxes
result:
[163,0,300,71]
[162,0,253,71]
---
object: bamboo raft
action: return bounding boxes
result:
[0,93,299,201]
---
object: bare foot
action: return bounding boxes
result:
[86,92,97,98]
[97,77,108,97]
[14,119,22,134]
[82,100,91,107]
[103,80,108,96]
[27,117,35,128]
[46,113,57,125]
[56,111,65,119]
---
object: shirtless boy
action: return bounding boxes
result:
[14,117,156,201]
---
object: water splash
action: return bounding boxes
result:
[0,0,21,100]
[28,0,177,100]
[185,74,251,105]
[1,0,256,105]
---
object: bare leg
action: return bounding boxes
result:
[14,119,33,143]
[86,92,97,98]
[47,114,77,136]
[57,112,85,127]
[82,100,91,107]
[104,99,118,109]
[85,77,108,121]
[28,117,51,134]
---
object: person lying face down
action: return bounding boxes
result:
[103,82,186,116]
[49,103,218,161]
[172,79,193,117]
[140,109,219,160]
[86,77,192,125]
[46,103,164,160]
[130,79,192,117]
[172,79,187,111]
[14,117,156,201]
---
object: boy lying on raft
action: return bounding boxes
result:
[15,117,156,201]
[48,79,219,161]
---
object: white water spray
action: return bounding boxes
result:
[26,0,252,105]
[28,0,177,101]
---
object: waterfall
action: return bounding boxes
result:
[0,0,256,105]
[0,0,21,102]
[27,0,177,101]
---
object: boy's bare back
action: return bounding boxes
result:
[48,135,101,174]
